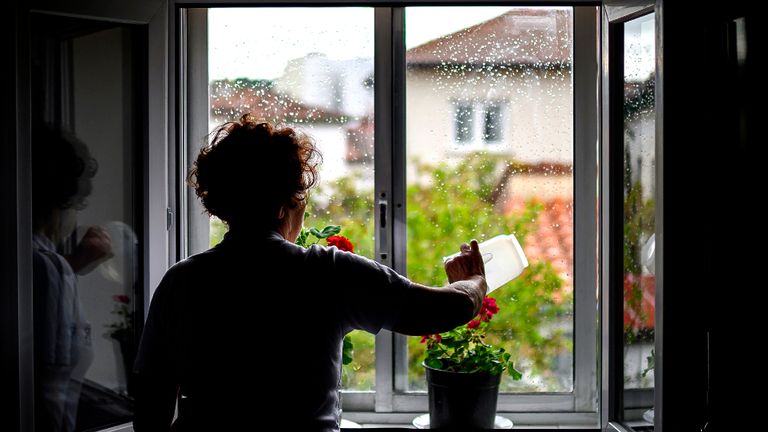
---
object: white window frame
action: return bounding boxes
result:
[450,99,509,152]
[177,1,600,427]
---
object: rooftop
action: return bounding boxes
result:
[406,8,573,67]
[210,79,348,125]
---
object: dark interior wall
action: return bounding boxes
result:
[659,2,762,431]
[2,4,19,432]
[29,0,162,23]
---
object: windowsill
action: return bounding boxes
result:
[448,144,508,154]
[342,412,600,430]
[104,417,601,431]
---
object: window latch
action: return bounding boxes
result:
[167,208,173,231]
[379,200,387,229]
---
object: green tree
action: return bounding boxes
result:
[209,153,573,391]
[404,154,571,391]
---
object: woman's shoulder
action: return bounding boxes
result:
[156,249,219,288]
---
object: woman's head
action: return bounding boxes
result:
[188,115,321,233]
[32,126,96,240]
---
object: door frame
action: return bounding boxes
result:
[5,1,171,430]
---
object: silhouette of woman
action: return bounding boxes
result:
[133,115,487,431]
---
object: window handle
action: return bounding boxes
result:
[379,200,387,229]
[378,200,389,262]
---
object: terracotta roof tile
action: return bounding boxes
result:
[504,194,655,330]
[504,196,575,294]
[210,79,348,125]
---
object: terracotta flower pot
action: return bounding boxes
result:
[424,364,501,429]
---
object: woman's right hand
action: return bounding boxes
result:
[392,239,488,336]
[444,240,486,283]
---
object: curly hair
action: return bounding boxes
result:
[188,115,321,227]
[32,126,96,233]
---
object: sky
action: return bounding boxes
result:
[624,13,656,81]
[208,7,514,80]
[208,7,655,81]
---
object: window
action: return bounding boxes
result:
[406,6,574,395]
[484,103,503,143]
[452,101,507,148]
[182,4,598,424]
[203,7,377,391]
[28,13,143,430]
[454,103,474,143]
[622,12,656,427]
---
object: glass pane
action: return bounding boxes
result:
[483,104,503,143]
[622,13,656,428]
[206,7,375,391]
[455,104,474,143]
[405,7,575,392]
[30,14,140,430]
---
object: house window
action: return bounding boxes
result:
[455,103,474,143]
[183,4,598,423]
[484,103,503,143]
[452,101,506,147]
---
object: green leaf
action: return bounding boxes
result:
[508,363,523,380]
[426,358,443,369]
[309,225,342,239]
[319,225,341,238]
[642,348,655,377]
[342,335,354,365]
[296,229,309,247]
[343,336,354,350]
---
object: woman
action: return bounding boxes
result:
[32,126,111,431]
[133,115,487,431]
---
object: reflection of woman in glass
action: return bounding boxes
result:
[32,126,111,431]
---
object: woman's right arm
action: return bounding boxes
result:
[391,240,487,336]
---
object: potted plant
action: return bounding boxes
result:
[105,294,136,395]
[421,297,522,429]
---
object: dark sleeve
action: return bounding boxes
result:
[329,248,412,334]
[133,270,178,431]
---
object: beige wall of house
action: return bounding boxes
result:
[405,67,573,193]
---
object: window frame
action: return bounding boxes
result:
[600,2,658,431]
[177,1,601,426]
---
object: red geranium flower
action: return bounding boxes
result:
[327,235,355,253]
[113,295,130,304]
[420,334,443,343]
[480,297,499,321]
